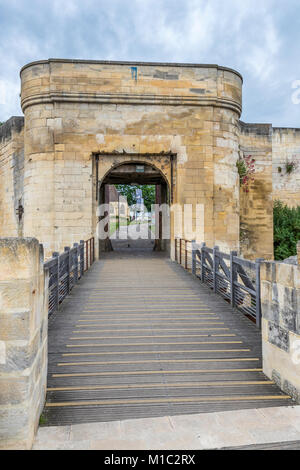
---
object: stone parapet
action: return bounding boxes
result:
[261,260,300,403]
[0,238,48,450]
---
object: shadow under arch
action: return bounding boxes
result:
[97,160,171,256]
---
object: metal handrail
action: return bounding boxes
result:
[174,238,263,329]
[45,237,95,317]
[175,238,194,270]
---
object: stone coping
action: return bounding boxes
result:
[20,58,243,81]
[0,116,24,143]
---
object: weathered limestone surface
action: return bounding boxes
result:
[0,117,25,238]
[0,60,300,259]
[0,238,48,450]
[239,122,273,260]
[19,59,243,257]
[272,128,300,207]
[261,250,300,403]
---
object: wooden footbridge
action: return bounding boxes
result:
[41,244,293,426]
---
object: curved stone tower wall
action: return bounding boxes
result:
[20,59,242,257]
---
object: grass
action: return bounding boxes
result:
[39,413,48,426]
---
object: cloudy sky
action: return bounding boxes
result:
[0,0,299,126]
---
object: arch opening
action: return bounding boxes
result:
[97,161,171,256]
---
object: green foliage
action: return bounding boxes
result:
[236,155,256,192]
[115,184,136,206]
[115,184,156,212]
[141,185,156,212]
[236,159,247,185]
[285,158,298,174]
[39,413,48,426]
[274,200,300,260]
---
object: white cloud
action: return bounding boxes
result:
[0,0,299,127]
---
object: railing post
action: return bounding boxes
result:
[255,258,264,329]
[69,245,73,290]
[213,246,219,293]
[175,238,177,262]
[74,243,79,283]
[201,243,206,283]
[230,251,238,309]
[179,239,182,266]
[80,240,84,277]
[92,237,95,263]
[185,240,188,270]
[52,252,60,311]
[85,240,88,271]
[191,240,196,275]
[64,247,70,295]
[89,238,92,267]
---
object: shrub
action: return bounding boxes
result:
[285,157,298,174]
[273,200,300,260]
[236,155,256,192]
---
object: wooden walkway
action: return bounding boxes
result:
[43,251,293,426]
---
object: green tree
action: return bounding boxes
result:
[140,185,156,212]
[115,185,137,207]
[115,184,156,212]
[273,200,300,260]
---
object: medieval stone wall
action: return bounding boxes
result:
[0,59,298,260]
[272,127,300,207]
[0,117,25,238]
[261,252,300,403]
[20,59,243,257]
[238,122,273,260]
[0,238,48,449]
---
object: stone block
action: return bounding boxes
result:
[0,376,29,405]
[268,321,290,352]
[0,310,31,341]
[0,238,47,450]
[276,262,295,288]
[279,286,297,332]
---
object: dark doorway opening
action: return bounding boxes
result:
[98,162,170,255]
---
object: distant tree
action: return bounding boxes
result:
[115,185,136,207]
[140,185,156,212]
[274,200,300,260]
[115,184,156,212]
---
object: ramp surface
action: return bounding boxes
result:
[43,251,293,426]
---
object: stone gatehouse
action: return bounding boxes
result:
[1,59,300,259]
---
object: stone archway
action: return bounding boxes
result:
[95,155,173,256]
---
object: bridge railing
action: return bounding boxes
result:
[174,238,194,270]
[175,238,263,328]
[44,237,95,317]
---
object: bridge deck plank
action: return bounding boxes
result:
[42,252,294,426]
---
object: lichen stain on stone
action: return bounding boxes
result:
[153,70,179,80]
[189,88,206,94]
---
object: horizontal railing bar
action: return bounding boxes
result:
[175,237,262,329]
[233,281,256,296]
[45,238,95,317]
[233,256,255,270]
[44,259,57,268]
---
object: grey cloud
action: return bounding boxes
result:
[0,0,299,126]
